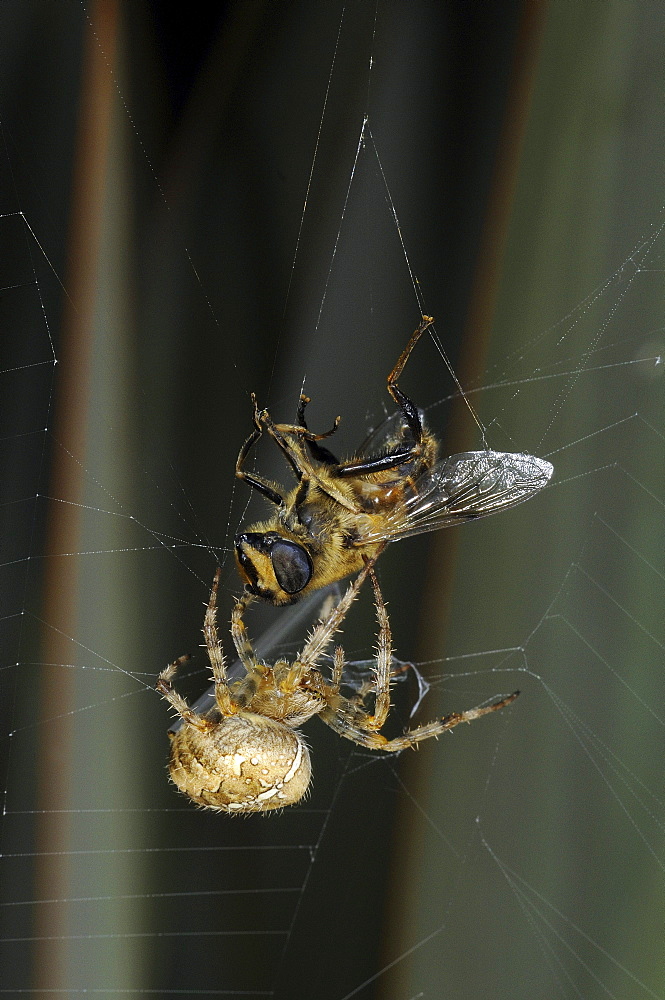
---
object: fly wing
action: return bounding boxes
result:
[357,450,554,544]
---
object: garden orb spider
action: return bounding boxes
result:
[157,558,519,813]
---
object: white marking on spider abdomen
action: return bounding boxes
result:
[283,737,304,784]
[230,753,246,776]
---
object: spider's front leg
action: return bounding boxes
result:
[296,547,385,672]
[228,590,271,709]
[202,568,237,717]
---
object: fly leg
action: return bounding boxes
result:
[235,395,286,507]
[386,315,434,445]
[334,316,435,479]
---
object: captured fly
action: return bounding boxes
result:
[235,317,553,605]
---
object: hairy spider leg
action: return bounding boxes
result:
[156,570,239,728]
[227,591,272,708]
[319,568,391,735]
[293,548,384,674]
[321,686,520,751]
[362,567,392,730]
[156,654,215,731]
[345,660,414,705]
[318,552,519,751]
[202,568,238,717]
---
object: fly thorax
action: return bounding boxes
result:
[294,501,329,541]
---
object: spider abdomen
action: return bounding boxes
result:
[167,711,312,813]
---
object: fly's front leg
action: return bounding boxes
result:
[258,402,340,482]
[235,394,285,507]
[259,401,363,512]
[296,394,341,466]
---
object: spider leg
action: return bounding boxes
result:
[377,691,520,750]
[316,568,391,734]
[317,569,392,733]
[228,590,273,709]
[229,591,266,674]
[297,547,384,670]
[335,658,413,705]
[330,646,345,694]
[322,690,520,751]
[202,568,236,716]
[156,655,216,732]
[363,568,392,730]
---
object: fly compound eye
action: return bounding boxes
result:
[270,540,313,595]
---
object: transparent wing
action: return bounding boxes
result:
[358,449,554,544]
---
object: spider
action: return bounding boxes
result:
[157,560,519,813]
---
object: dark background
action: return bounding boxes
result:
[1,2,663,998]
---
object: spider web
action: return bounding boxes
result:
[1,2,664,998]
